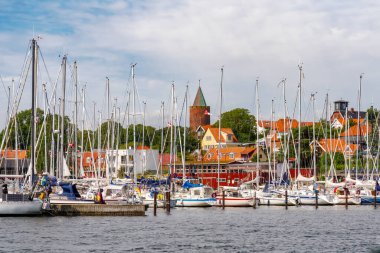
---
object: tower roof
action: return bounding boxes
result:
[193,86,207,106]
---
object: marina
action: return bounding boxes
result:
[1,1,380,252]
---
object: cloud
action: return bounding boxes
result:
[0,0,380,128]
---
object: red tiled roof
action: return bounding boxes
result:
[207,128,238,142]
[318,139,358,154]
[0,150,27,159]
[340,123,371,137]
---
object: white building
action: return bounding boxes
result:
[107,148,159,177]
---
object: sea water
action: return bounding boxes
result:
[0,206,378,252]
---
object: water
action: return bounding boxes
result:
[0,206,378,252]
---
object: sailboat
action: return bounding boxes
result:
[0,39,43,216]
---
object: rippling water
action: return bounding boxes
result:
[0,206,378,252]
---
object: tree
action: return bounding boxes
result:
[213,108,256,143]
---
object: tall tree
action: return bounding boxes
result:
[213,108,256,143]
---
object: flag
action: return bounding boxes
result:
[204,110,212,116]
[167,122,172,127]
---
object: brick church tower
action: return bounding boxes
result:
[190,86,210,130]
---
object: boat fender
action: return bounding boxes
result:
[211,193,217,198]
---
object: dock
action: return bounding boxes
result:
[50,203,148,216]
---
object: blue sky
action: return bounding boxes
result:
[1,0,380,129]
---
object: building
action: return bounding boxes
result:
[189,86,210,131]
[107,147,159,177]
[314,139,358,157]
[203,147,256,163]
[201,127,239,150]
[330,100,366,129]
[0,150,29,176]
[339,123,371,144]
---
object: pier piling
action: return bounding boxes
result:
[285,190,288,210]
[344,187,348,210]
[315,191,318,209]
[374,187,377,209]
[253,191,256,209]
[222,190,225,210]
[154,192,157,216]
[165,191,170,213]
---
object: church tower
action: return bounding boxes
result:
[190,86,210,131]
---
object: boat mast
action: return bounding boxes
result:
[13,79,19,176]
[255,78,259,189]
[80,86,86,178]
[278,78,288,185]
[169,83,174,185]
[324,93,328,181]
[131,64,137,184]
[160,101,164,178]
[30,38,38,187]
[356,74,363,180]
[311,93,316,181]
[217,67,223,190]
[98,112,102,179]
[183,85,188,182]
[43,83,48,173]
[73,61,78,179]
[106,77,110,183]
[126,92,130,177]
[297,64,302,180]
[59,55,67,180]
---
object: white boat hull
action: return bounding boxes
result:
[257,197,296,206]
[0,199,43,216]
[334,196,361,205]
[176,198,214,207]
[292,195,335,205]
[215,197,253,207]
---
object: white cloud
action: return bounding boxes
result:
[1,0,380,128]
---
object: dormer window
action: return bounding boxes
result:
[229,153,234,159]
[227,134,232,141]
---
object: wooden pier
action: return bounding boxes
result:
[50,203,148,216]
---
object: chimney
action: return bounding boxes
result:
[350,108,355,113]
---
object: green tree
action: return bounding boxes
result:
[213,108,256,143]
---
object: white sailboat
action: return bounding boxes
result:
[0,39,43,216]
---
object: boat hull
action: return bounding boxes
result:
[360,196,379,205]
[176,198,214,207]
[290,195,335,206]
[334,196,361,205]
[0,199,43,216]
[215,197,253,207]
[257,197,296,206]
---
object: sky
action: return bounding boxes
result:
[0,0,379,129]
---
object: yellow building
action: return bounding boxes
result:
[201,128,239,150]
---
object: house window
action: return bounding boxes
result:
[229,153,234,159]
[207,153,213,159]
[234,178,239,182]
[206,136,211,141]
[217,178,226,182]
[121,155,126,164]
[227,134,232,141]
[86,157,91,163]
